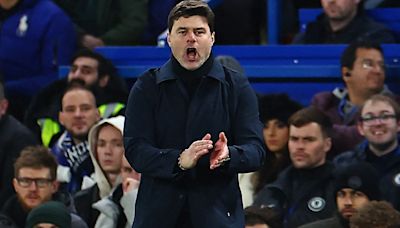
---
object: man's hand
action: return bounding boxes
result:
[82,34,105,49]
[178,134,213,170]
[123,177,140,193]
[210,132,230,170]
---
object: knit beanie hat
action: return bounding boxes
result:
[258,93,302,124]
[25,201,71,228]
[334,162,380,201]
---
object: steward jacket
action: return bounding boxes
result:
[24,77,128,146]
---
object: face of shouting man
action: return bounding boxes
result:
[167,15,215,71]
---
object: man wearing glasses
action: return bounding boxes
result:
[334,94,400,211]
[311,40,399,156]
[0,146,87,228]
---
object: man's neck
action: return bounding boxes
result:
[347,89,376,106]
[329,10,358,32]
[369,140,399,156]
[107,173,119,187]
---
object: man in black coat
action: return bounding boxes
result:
[253,107,336,228]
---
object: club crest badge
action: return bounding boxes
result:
[16,15,28,37]
[393,173,400,186]
[308,197,325,212]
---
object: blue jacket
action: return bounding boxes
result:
[334,136,400,211]
[0,0,76,96]
[124,58,266,228]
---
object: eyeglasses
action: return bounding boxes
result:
[359,113,397,126]
[16,177,54,188]
[360,59,386,71]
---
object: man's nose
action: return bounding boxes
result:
[28,181,39,190]
[344,196,353,205]
[186,31,196,42]
[70,69,82,79]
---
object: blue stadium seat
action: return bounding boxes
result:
[59,45,400,105]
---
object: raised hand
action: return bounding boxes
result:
[210,132,230,170]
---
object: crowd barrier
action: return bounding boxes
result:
[59,45,400,105]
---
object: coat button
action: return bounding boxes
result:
[179,194,184,199]
[227,212,230,217]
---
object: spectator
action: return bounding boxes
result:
[254,107,336,227]
[118,155,141,228]
[74,116,126,227]
[0,80,38,206]
[0,146,87,228]
[334,94,400,211]
[350,200,400,228]
[123,1,265,227]
[53,0,147,49]
[312,40,399,156]
[239,94,302,207]
[26,201,71,228]
[89,155,141,228]
[25,49,128,147]
[293,0,396,44]
[52,81,100,193]
[300,162,380,228]
[244,205,283,228]
[0,0,76,120]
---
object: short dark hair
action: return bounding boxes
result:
[168,0,215,33]
[14,146,58,180]
[72,48,117,79]
[60,79,96,111]
[340,40,383,70]
[360,94,400,120]
[288,106,333,138]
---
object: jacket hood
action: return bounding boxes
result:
[88,116,125,198]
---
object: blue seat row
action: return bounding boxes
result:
[59,45,400,105]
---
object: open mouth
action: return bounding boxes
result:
[186,47,197,60]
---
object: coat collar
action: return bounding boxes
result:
[156,57,226,84]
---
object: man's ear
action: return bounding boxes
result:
[211,32,215,44]
[357,122,365,136]
[12,178,18,191]
[323,137,332,154]
[0,99,9,116]
[167,32,171,47]
[342,67,351,81]
[51,180,60,193]
[59,112,64,126]
[99,75,109,88]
